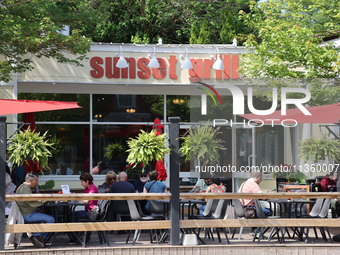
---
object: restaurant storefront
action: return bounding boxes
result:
[5,43,291,190]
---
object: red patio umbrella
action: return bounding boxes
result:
[153,118,167,181]
[239,103,340,124]
[23,112,36,131]
[1,99,82,173]
[0,99,81,115]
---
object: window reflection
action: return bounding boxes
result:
[18,93,90,122]
[34,124,90,175]
[92,94,163,122]
[92,125,147,175]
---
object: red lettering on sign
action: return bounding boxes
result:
[189,59,203,82]
[232,55,239,79]
[152,58,167,79]
[90,57,104,78]
[168,56,177,79]
[224,55,231,79]
[204,59,214,80]
[122,58,136,79]
[105,57,120,78]
[137,58,151,79]
[89,55,239,81]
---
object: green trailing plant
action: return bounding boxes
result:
[126,129,171,171]
[179,123,226,164]
[7,126,54,170]
[49,134,64,157]
[298,134,340,163]
[38,179,55,190]
[104,140,127,160]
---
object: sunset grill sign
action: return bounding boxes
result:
[89,55,240,81]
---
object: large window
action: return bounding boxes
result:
[34,124,90,175]
[18,93,90,121]
[92,124,148,175]
[92,94,163,122]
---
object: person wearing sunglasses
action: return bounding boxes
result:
[133,171,149,193]
[102,171,117,193]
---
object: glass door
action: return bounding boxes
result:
[232,126,256,192]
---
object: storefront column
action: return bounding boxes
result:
[0,116,7,250]
[169,116,180,245]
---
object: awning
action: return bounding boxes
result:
[0,99,81,115]
[239,103,340,124]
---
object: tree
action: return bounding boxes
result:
[0,0,95,82]
[220,10,236,44]
[238,0,340,105]
[82,0,257,45]
[189,24,200,44]
[197,19,210,44]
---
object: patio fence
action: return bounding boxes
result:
[5,192,340,235]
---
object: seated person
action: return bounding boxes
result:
[143,170,167,212]
[5,173,16,215]
[92,161,107,175]
[192,176,212,193]
[109,171,135,221]
[75,173,98,220]
[238,171,272,238]
[102,171,117,193]
[16,172,55,248]
[133,171,149,193]
[56,161,73,175]
[199,177,226,214]
[320,172,337,192]
[321,171,340,218]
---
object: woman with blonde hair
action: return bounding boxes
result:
[102,171,117,192]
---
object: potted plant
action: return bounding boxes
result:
[7,126,54,171]
[104,139,127,160]
[272,164,308,184]
[179,122,226,171]
[126,129,171,175]
[298,134,340,163]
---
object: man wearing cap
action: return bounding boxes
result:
[133,171,149,193]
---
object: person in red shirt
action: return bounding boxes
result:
[320,172,337,192]
[320,171,339,218]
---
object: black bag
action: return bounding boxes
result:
[243,207,256,219]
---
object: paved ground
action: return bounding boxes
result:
[6,227,340,251]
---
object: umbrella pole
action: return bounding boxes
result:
[169,117,180,245]
[0,116,7,250]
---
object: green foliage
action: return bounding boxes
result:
[48,134,64,157]
[238,0,340,106]
[189,25,200,44]
[0,0,95,82]
[197,19,210,44]
[125,163,148,179]
[298,134,340,163]
[239,0,340,79]
[39,179,55,190]
[126,129,171,168]
[220,10,236,44]
[104,140,127,160]
[82,0,256,45]
[179,123,226,164]
[7,127,54,170]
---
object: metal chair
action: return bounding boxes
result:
[191,199,223,244]
[211,199,230,244]
[111,200,131,222]
[304,198,333,243]
[231,199,245,240]
[254,199,283,243]
[79,200,112,247]
[126,200,160,245]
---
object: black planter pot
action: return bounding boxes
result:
[276,178,288,192]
